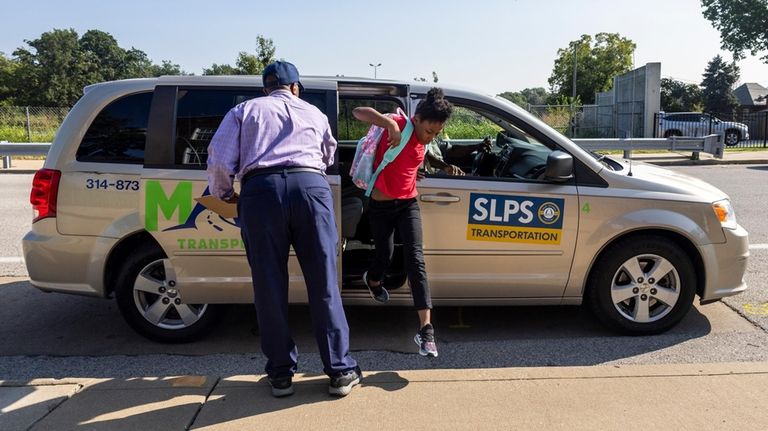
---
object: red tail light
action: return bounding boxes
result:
[30,169,61,223]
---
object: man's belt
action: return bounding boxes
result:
[241,166,324,182]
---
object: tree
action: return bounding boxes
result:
[497,91,527,107]
[660,78,703,112]
[702,0,768,63]
[548,33,636,104]
[0,52,19,105]
[700,55,740,113]
[203,35,276,75]
[150,60,185,76]
[203,63,239,75]
[9,28,185,106]
[498,87,549,108]
[12,29,88,106]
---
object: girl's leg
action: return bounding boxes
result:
[366,200,397,286]
[396,199,432,315]
[417,308,431,328]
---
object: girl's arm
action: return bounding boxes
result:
[352,107,402,147]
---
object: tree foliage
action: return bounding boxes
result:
[498,87,549,108]
[0,52,19,106]
[203,35,276,75]
[660,78,703,112]
[548,33,636,104]
[702,0,768,63]
[700,55,740,113]
[3,28,184,106]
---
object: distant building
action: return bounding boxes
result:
[733,83,768,114]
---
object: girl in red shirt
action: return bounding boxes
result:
[352,88,454,358]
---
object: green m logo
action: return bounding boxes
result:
[145,180,193,231]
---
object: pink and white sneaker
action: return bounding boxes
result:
[414,323,438,357]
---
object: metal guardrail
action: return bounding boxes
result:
[0,141,51,168]
[572,134,724,160]
[0,134,724,169]
[450,134,724,160]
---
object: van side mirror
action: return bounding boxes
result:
[544,151,574,182]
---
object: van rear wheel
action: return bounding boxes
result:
[587,236,696,335]
[115,244,223,342]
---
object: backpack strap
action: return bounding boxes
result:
[365,115,414,197]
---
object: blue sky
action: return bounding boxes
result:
[2,0,766,95]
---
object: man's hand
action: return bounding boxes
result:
[417,168,426,181]
[442,164,465,176]
[223,192,239,204]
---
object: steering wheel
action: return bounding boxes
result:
[469,135,494,176]
[470,149,487,176]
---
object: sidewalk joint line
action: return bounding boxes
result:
[185,376,221,431]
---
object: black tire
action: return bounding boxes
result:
[724,129,741,146]
[664,129,682,138]
[587,235,696,335]
[114,243,224,343]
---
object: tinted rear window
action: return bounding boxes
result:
[174,89,329,167]
[76,92,153,164]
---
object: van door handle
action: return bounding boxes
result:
[420,194,460,203]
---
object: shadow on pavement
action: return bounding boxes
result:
[0,278,723,374]
[0,372,410,431]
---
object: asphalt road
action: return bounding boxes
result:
[670,165,768,333]
[0,165,767,379]
[0,174,30,276]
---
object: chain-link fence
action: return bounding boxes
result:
[529,104,618,138]
[0,107,69,143]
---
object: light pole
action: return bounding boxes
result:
[369,63,381,79]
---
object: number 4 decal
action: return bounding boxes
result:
[581,202,591,214]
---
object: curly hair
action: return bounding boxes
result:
[415,87,454,123]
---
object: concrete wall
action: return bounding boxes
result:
[612,63,660,138]
[579,63,661,138]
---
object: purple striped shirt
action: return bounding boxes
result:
[206,89,337,199]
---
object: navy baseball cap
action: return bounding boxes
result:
[262,61,303,91]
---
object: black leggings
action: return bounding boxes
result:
[366,198,432,310]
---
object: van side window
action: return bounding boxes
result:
[174,89,262,166]
[432,103,554,182]
[338,99,400,141]
[174,89,329,167]
[76,92,153,164]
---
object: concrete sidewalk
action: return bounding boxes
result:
[2,362,767,430]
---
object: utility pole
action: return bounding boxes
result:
[572,45,577,99]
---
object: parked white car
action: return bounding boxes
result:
[658,112,749,146]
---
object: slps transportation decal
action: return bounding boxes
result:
[467,193,564,245]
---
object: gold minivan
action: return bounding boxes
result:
[23,76,749,342]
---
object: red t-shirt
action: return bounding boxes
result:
[372,115,425,199]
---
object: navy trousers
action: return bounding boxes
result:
[238,171,357,378]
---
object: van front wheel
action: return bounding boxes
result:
[587,236,696,335]
[115,245,223,342]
